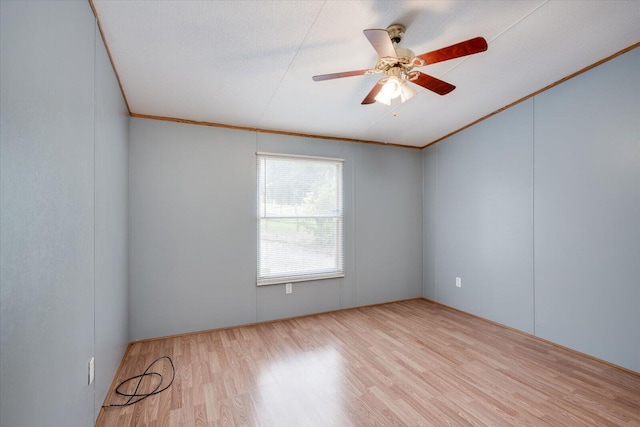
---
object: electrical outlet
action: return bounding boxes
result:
[285,283,292,294]
[88,357,95,385]
[456,277,462,288]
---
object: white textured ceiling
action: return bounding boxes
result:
[93,1,640,148]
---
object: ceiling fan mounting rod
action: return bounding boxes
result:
[386,24,405,45]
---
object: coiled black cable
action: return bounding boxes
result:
[103,355,175,407]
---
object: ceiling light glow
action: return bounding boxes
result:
[375,77,402,105]
[375,77,415,105]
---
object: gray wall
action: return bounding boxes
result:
[422,146,437,300]
[352,142,423,306]
[423,46,639,372]
[533,48,639,371]
[423,100,535,334]
[128,120,258,339]
[94,18,130,420]
[0,2,129,425]
[129,119,423,340]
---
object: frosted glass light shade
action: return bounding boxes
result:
[400,83,415,103]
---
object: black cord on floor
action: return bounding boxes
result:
[103,355,175,407]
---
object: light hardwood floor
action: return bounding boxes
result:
[96,299,640,426]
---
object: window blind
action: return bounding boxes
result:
[257,153,344,285]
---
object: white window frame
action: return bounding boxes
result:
[257,152,344,286]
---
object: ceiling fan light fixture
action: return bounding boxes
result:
[375,76,402,105]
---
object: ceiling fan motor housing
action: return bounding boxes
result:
[395,47,415,59]
[380,25,421,80]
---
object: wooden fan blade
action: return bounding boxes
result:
[417,37,487,65]
[361,80,385,105]
[363,29,397,58]
[411,72,456,95]
[312,69,370,81]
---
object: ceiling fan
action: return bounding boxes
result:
[312,24,488,106]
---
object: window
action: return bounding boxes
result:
[257,153,344,285]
